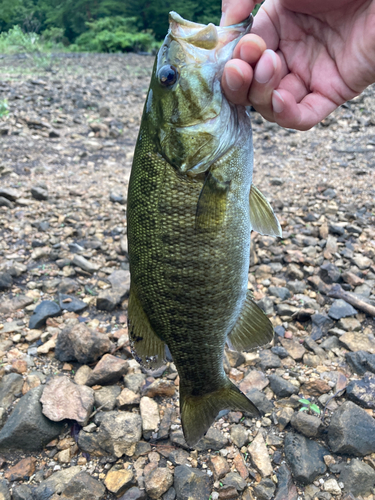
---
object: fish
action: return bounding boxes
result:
[127,11,281,447]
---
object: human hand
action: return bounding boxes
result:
[221,0,375,130]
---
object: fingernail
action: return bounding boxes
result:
[220,12,226,26]
[225,66,244,91]
[272,90,285,114]
[254,49,277,84]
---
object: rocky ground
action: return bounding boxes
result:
[0,51,374,500]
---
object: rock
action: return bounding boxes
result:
[286,281,306,294]
[4,457,36,481]
[339,331,375,354]
[0,273,13,291]
[268,286,291,300]
[104,469,134,496]
[279,339,306,360]
[144,468,173,499]
[28,300,61,329]
[268,374,298,398]
[323,478,341,496]
[72,255,101,273]
[58,294,87,313]
[337,317,361,331]
[116,388,140,409]
[352,254,373,270]
[253,478,276,500]
[142,379,176,398]
[345,350,375,375]
[246,389,274,414]
[86,354,128,386]
[140,397,160,436]
[274,464,298,500]
[0,479,10,500]
[222,472,247,492]
[248,432,273,477]
[327,401,375,456]
[94,385,122,411]
[208,455,230,480]
[31,186,48,200]
[0,386,64,451]
[276,407,294,431]
[271,346,289,359]
[168,449,190,466]
[60,471,106,499]
[118,487,147,500]
[11,484,33,500]
[0,196,13,209]
[319,263,342,284]
[286,264,304,280]
[74,365,93,385]
[96,270,130,311]
[124,373,146,393]
[258,350,281,370]
[239,370,269,393]
[230,424,249,448]
[339,459,375,497]
[284,432,328,484]
[195,427,229,451]
[55,323,111,364]
[40,376,94,426]
[0,187,19,201]
[0,373,23,410]
[0,295,33,314]
[174,465,212,500]
[301,379,331,396]
[256,297,274,315]
[346,372,375,409]
[32,466,81,497]
[328,299,357,320]
[290,412,322,438]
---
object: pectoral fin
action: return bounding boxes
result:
[249,185,282,237]
[195,171,230,233]
[128,287,166,368]
[228,291,274,351]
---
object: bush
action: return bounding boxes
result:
[0,99,9,118]
[74,16,159,53]
[0,25,41,54]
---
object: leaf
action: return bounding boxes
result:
[298,398,310,405]
[310,404,321,415]
[299,407,309,412]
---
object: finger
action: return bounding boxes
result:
[271,89,340,130]
[221,0,260,26]
[232,34,267,65]
[222,60,254,106]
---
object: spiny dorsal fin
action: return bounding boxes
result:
[128,287,166,368]
[195,171,230,234]
[228,291,274,351]
[249,185,282,237]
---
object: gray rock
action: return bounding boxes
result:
[271,346,289,359]
[328,299,357,320]
[274,464,298,500]
[174,465,211,500]
[276,303,299,317]
[195,427,228,451]
[95,385,122,411]
[230,424,249,448]
[118,487,147,500]
[0,273,12,291]
[327,401,375,456]
[31,186,48,201]
[0,386,64,451]
[346,372,375,409]
[320,336,340,351]
[110,192,126,204]
[168,449,190,466]
[269,286,291,300]
[256,297,274,315]
[96,270,130,311]
[253,478,277,500]
[268,374,298,398]
[170,429,189,450]
[0,196,13,208]
[345,351,375,375]
[60,471,105,499]
[339,459,375,497]
[124,373,146,394]
[0,373,23,410]
[55,323,111,364]
[285,432,328,484]
[32,466,81,497]
[319,263,342,284]
[72,255,100,273]
[286,264,304,281]
[28,300,61,329]
[0,188,19,201]
[12,483,33,500]
[86,354,128,386]
[286,281,306,294]
[162,487,176,500]
[0,479,10,500]
[58,294,87,313]
[290,411,322,438]
[246,389,274,414]
[258,350,281,370]
[222,472,247,491]
[0,295,33,314]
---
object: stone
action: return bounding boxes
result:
[0,479,10,500]
[0,188,19,201]
[253,478,276,500]
[11,484,33,500]
[195,427,228,451]
[286,264,304,280]
[116,388,140,409]
[345,350,375,375]
[27,466,81,497]
[96,270,130,311]
[323,478,341,495]
[279,339,306,360]
[301,379,331,396]
[284,432,328,484]
[274,464,298,500]
[0,386,64,451]
[209,455,230,480]
[258,350,281,370]
[104,469,134,496]
[0,373,23,410]
[142,379,176,398]
[276,407,294,431]
[4,457,36,481]
[327,401,375,456]
[58,294,87,313]
[319,263,342,284]
[94,385,122,411]
[86,354,128,386]
[352,254,372,270]
[286,281,306,294]
[0,273,12,291]
[55,323,111,364]
[140,397,160,434]
[124,373,146,393]
[346,371,375,409]
[28,300,61,329]
[339,332,375,354]
[246,389,274,414]
[60,471,106,499]
[248,432,273,477]
[162,487,176,500]
[269,286,291,300]
[271,346,289,359]
[0,196,13,209]
[40,376,94,426]
[31,186,48,200]
[72,255,101,273]
[174,465,212,500]
[239,371,269,393]
[339,459,375,497]
[328,299,357,320]
[230,424,249,448]
[0,295,33,314]
[337,317,361,331]
[268,374,298,398]
[144,468,173,499]
[118,487,147,500]
[222,472,246,492]
[74,365,93,385]
[290,412,322,438]
[168,449,190,466]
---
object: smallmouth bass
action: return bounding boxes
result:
[127,12,281,447]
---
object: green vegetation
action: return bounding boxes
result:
[298,398,321,416]
[0,99,9,118]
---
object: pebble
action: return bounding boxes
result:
[86,354,128,386]
[28,300,61,329]
[248,432,273,477]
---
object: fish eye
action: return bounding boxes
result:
[158,65,178,87]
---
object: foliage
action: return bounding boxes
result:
[0,99,9,118]
[298,398,321,416]
[0,24,41,53]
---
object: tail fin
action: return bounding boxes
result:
[180,378,259,447]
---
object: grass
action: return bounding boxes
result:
[0,99,9,118]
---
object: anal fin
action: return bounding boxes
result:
[250,185,282,237]
[128,287,166,368]
[228,291,274,351]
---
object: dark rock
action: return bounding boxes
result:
[222,472,247,491]
[0,386,64,451]
[0,479,10,500]
[0,188,18,201]
[31,186,48,201]
[274,464,298,500]
[58,294,87,313]
[0,273,13,291]
[12,483,33,500]
[246,389,274,414]
[28,300,61,329]
[170,430,189,450]
[195,427,228,451]
[271,346,289,359]
[328,299,357,320]
[0,196,13,209]
[60,471,106,499]
[96,289,127,312]
[346,372,375,409]
[339,459,375,497]
[124,373,146,394]
[327,401,375,456]
[110,192,126,204]
[256,297,274,315]
[174,465,211,500]
[274,325,285,338]
[345,351,375,375]
[329,223,345,236]
[258,350,281,370]
[311,314,334,333]
[253,478,276,500]
[31,466,81,498]
[55,323,111,364]
[286,281,306,294]
[118,487,147,500]
[162,487,176,500]
[322,188,336,198]
[268,286,291,300]
[0,373,23,410]
[320,336,340,351]
[290,411,322,438]
[94,385,122,411]
[168,449,190,466]
[319,263,342,284]
[268,374,298,398]
[284,432,328,484]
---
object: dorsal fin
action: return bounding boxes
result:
[249,185,282,237]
